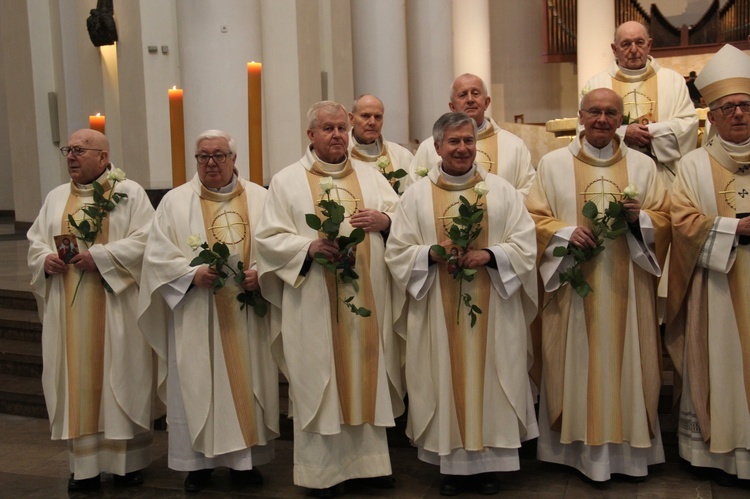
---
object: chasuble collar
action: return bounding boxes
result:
[307,147,354,179]
[71,163,113,194]
[613,56,657,83]
[704,134,750,173]
[194,169,245,202]
[433,163,484,191]
[350,131,383,158]
[569,133,626,167]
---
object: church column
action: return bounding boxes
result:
[350,0,410,144]
[577,0,615,96]
[451,0,492,116]
[406,0,453,143]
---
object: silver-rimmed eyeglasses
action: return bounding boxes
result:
[60,146,103,157]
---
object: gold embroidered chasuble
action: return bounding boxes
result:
[305,160,379,425]
[667,138,750,443]
[430,173,491,450]
[197,181,259,447]
[61,180,111,438]
[476,121,499,175]
[611,65,659,125]
[532,137,667,446]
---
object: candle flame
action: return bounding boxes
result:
[172,85,177,90]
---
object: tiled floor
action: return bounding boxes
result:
[2,222,750,497]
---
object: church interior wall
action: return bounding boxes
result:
[0,5,12,212]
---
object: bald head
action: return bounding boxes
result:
[349,94,385,144]
[579,88,624,148]
[65,129,110,185]
[611,21,652,70]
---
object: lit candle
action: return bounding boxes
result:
[248,62,263,185]
[89,113,106,134]
[168,86,186,187]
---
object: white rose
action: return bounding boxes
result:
[187,234,202,250]
[623,183,639,199]
[319,176,334,193]
[376,156,390,170]
[415,166,429,177]
[473,181,489,197]
[108,167,127,182]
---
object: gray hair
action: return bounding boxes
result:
[449,73,489,100]
[307,101,348,130]
[432,112,478,144]
[195,129,237,156]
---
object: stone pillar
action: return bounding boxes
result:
[351,0,409,144]
[406,0,453,143]
[577,0,616,98]
[452,0,492,116]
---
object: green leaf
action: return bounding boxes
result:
[357,307,371,317]
[553,245,570,257]
[254,301,268,318]
[582,200,598,220]
[305,214,321,230]
[213,242,230,259]
[93,182,105,196]
[607,200,623,217]
[575,281,592,298]
[392,169,408,179]
[431,245,447,258]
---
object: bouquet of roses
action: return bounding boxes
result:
[305,176,371,320]
[430,181,488,327]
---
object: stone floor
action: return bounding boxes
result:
[2,220,750,497]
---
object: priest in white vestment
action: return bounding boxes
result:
[527,89,671,482]
[27,129,155,491]
[666,44,750,483]
[348,94,414,194]
[386,112,538,496]
[408,73,536,197]
[256,101,403,497]
[137,130,279,493]
[582,21,698,187]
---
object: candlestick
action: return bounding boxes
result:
[168,86,186,187]
[248,62,263,185]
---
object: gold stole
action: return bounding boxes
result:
[708,155,750,420]
[61,181,110,438]
[431,174,490,450]
[612,66,659,124]
[476,123,499,175]
[572,150,630,445]
[305,162,379,425]
[198,182,259,447]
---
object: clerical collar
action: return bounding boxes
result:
[206,174,237,193]
[618,58,651,78]
[477,119,488,132]
[312,150,348,174]
[439,163,477,183]
[582,137,615,160]
[74,164,111,189]
[353,135,382,156]
[719,135,750,152]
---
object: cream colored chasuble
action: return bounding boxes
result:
[305,159,379,425]
[431,172,490,450]
[198,181,259,448]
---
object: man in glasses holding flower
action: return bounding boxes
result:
[256,101,402,497]
[666,44,750,484]
[138,130,279,492]
[527,88,671,482]
[27,128,156,491]
[386,112,538,496]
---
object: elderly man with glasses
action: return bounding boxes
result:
[527,88,671,483]
[138,129,279,493]
[666,44,750,485]
[27,128,156,491]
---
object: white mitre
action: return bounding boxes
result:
[695,44,750,106]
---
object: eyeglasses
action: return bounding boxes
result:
[581,108,621,119]
[195,153,231,165]
[60,146,103,157]
[710,101,750,116]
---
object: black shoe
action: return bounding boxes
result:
[67,474,101,492]
[184,469,213,493]
[439,474,463,496]
[113,470,144,487]
[713,469,738,487]
[230,468,264,486]
[474,472,499,495]
[310,485,337,498]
